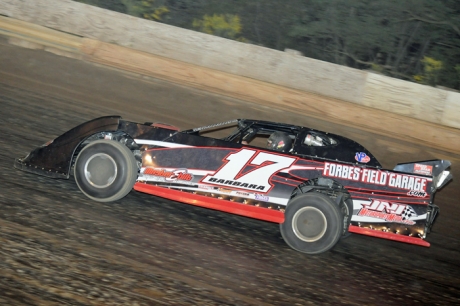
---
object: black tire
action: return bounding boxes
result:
[280,192,343,254]
[74,140,138,202]
[341,197,354,239]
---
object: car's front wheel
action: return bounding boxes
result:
[280,192,343,254]
[74,140,138,202]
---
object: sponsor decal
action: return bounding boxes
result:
[407,190,427,197]
[361,168,387,185]
[358,200,417,225]
[218,188,233,194]
[414,164,433,176]
[323,162,362,181]
[276,140,286,150]
[323,162,429,191]
[201,149,296,192]
[255,194,269,202]
[206,177,265,191]
[236,191,250,197]
[198,184,213,190]
[387,173,427,191]
[140,168,194,184]
[355,152,370,163]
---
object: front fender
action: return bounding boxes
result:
[14,116,121,178]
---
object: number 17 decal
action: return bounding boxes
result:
[201,149,296,193]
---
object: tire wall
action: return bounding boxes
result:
[1,0,459,145]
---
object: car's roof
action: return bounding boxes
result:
[182,119,301,134]
[238,119,302,131]
[237,119,382,168]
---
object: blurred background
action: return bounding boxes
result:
[77,0,460,90]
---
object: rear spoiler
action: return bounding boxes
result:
[393,160,452,191]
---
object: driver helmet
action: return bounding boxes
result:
[267,131,292,152]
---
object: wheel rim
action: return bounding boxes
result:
[292,207,327,242]
[84,153,117,188]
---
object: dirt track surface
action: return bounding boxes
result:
[1,38,460,305]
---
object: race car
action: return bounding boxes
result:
[14,116,452,254]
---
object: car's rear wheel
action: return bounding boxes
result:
[280,192,343,254]
[74,140,138,202]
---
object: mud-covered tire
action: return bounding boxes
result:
[280,192,343,254]
[341,197,354,239]
[74,140,138,202]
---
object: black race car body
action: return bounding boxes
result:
[15,116,453,254]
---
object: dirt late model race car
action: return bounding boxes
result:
[15,116,452,254]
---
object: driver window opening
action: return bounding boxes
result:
[239,134,270,147]
[303,132,337,147]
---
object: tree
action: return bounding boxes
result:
[286,0,460,88]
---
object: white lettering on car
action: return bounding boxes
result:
[323,162,429,191]
[323,162,361,181]
[201,149,296,192]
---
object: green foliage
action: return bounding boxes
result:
[413,74,425,83]
[192,14,242,39]
[422,56,443,85]
[414,57,444,85]
[139,0,169,21]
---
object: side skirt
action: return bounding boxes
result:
[133,182,285,223]
[348,225,430,247]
